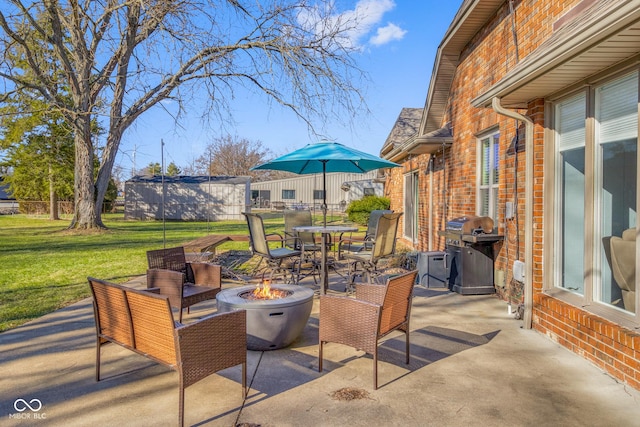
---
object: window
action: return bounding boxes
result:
[251,190,270,207]
[553,70,638,316]
[404,171,419,243]
[478,131,500,221]
[595,73,637,310]
[555,92,586,294]
[282,189,295,200]
[313,190,325,200]
[363,187,375,196]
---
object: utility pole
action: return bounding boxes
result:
[161,139,166,248]
[132,144,137,178]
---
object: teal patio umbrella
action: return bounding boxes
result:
[251,141,400,225]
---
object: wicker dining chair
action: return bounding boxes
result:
[146,246,222,322]
[318,269,418,389]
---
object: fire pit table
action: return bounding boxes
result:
[216,284,314,351]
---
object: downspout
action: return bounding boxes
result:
[428,156,434,251]
[491,97,534,329]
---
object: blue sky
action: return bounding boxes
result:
[116,1,461,176]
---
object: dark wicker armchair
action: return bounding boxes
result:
[318,270,418,389]
[146,246,222,322]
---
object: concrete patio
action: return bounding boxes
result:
[1,273,639,426]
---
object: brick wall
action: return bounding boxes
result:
[534,294,640,390]
[386,0,639,391]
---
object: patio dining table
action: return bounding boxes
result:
[293,225,357,294]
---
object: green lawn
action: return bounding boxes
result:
[0,213,268,332]
[0,211,354,333]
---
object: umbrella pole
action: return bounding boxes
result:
[322,161,327,227]
[321,161,327,293]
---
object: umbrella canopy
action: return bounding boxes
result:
[251,141,399,225]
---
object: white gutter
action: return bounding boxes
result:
[491,97,534,329]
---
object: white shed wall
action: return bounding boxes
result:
[125,178,250,220]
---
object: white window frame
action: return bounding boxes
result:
[403,171,419,243]
[477,131,500,222]
[548,68,639,326]
[282,189,295,200]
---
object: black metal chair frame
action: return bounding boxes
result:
[243,212,302,284]
[343,212,403,290]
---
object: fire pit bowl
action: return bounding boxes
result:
[216,284,314,351]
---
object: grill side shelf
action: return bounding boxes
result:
[461,234,504,243]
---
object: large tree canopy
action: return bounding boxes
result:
[0,0,366,229]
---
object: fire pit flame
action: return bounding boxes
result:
[244,280,290,300]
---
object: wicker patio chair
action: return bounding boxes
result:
[337,209,392,259]
[318,269,418,389]
[243,212,302,284]
[88,277,247,427]
[342,212,403,289]
[146,246,222,322]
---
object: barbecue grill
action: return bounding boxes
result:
[439,215,504,295]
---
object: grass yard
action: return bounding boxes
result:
[0,213,289,333]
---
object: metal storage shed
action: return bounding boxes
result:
[249,171,382,211]
[124,175,250,221]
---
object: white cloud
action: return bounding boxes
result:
[369,22,406,46]
[299,0,405,49]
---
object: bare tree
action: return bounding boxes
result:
[195,134,293,181]
[0,1,366,229]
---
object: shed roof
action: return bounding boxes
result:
[126,175,250,184]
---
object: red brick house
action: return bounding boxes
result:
[382,0,640,390]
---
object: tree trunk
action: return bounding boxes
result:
[94,128,123,223]
[49,163,59,220]
[69,124,104,229]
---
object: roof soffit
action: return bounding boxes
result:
[383,124,453,163]
[419,0,504,136]
[473,0,640,108]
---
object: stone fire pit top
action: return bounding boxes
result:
[216,284,315,309]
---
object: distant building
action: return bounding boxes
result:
[249,171,383,211]
[0,177,18,214]
[124,175,250,220]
